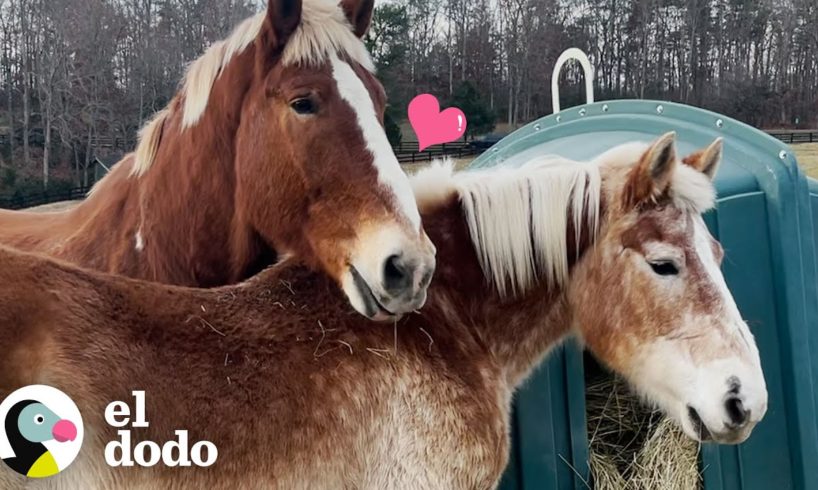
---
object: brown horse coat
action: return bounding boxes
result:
[0,137,767,489]
[0,0,435,314]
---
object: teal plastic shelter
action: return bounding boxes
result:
[471,50,818,490]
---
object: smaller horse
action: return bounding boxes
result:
[0,0,436,320]
[0,134,767,489]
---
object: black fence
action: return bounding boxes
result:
[0,186,90,210]
[767,130,818,144]
[394,141,482,164]
[5,128,815,210]
[392,141,470,153]
[0,133,134,150]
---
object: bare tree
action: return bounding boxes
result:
[19,0,30,169]
[0,0,816,193]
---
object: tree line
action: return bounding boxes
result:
[1,0,816,193]
[0,0,259,194]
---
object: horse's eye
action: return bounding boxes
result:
[650,261,679,276]
[290,98,316,115]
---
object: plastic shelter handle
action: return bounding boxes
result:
[551,48,595,114]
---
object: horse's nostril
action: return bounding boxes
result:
[725,396,750,428]
[383,254,411,295]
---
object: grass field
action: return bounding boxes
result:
[794,144,818,178]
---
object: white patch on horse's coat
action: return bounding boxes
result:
[135,230,144,252]
[281,1,374,71]
[631,337,766,443]
[692,217,744,334]
[330,54,421,229]
[342,222,432,318]
[181,0,373,129]
[410,159,457,210]
[672,164,717,212]
[692,216,765,383]
[131,0,375,177]
[624,216,766,443]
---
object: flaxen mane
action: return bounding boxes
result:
[412,157,602,297]
[131,0,375,178]
[411,145,717,298]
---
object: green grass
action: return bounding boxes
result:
[793,144,818,179]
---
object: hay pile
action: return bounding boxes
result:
[586,374,702,490]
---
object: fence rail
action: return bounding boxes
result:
[0,133,135,149]
[0,186,90,210]
[3,128,815,210]
[392,141,469,153]
[394,142,481,164]
[766,130,818,144]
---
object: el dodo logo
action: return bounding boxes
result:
[105,391,217,468]
[0,385,83,478]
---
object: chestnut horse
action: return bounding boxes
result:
[0,134,767,489]
[0,0,436,320]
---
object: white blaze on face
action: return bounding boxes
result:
[689,216,767,424]
[329,54,422,230]
[691,216,748,342]
[627,216,767,443]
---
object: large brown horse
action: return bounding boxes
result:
[0,0,436,320]
[0,135,767,489]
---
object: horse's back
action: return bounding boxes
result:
[0,207,71,250]
[0,154,141,266]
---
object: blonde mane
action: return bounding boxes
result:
[130,0,374,178]
[412,157,602,297]
[411,141,718,297]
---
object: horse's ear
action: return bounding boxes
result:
[341,0,375,38]
[623,132,678,208]
[264,0,302,49]
[683,138,723,181]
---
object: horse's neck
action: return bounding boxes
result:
[72,50,258,285]
[423,192,599,388]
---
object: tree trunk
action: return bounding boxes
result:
[447,9,453,96]
[42,96,51,189]
[84,125,93,188]
[73,145,80,186]
[20,0,30,169]
[5,38,14,167]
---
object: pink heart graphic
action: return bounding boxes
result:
[408,94,467,151]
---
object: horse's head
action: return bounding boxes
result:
[232,0,435,320]
[572,133,767,444]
